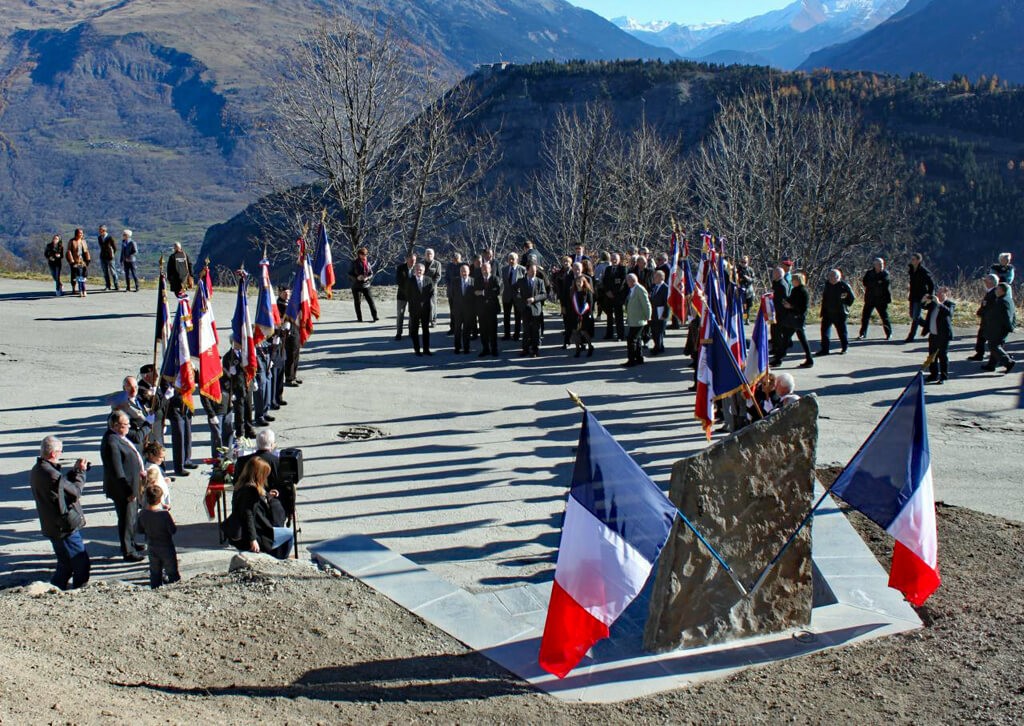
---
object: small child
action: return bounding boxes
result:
[136,485,180,589]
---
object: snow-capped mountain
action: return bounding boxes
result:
[616,0,907,69]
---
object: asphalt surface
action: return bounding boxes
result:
[1,277,1020,590]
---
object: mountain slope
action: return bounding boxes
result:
[800,0,1024,83]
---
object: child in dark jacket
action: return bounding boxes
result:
[137,485,180,589]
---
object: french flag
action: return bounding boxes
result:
[160,295,196,411]
[286,259,315,346]
[829,372,941,606]
[667,232,686,322]
[231,272,258,383]
[253,256,280,344]
[538,410,676,679]
[304,254,322,320]
[314,222,336,299]
[744,295,771,386]
[188,276,222,403]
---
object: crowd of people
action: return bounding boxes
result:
[30,230,1018,590]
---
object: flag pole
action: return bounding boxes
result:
[566,389,747,597]
[745,373,924,599]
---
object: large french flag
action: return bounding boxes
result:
[314,222,336,299]
[253,256,280,344]
[744,295,771,386]
[231,272,258,383]
[539,410,676,679]
[667,232,686,321]
[286,260,315,346]
[188,276,222,403]
[829,372,941,606]
[160,295,196,411]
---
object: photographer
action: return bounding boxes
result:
[30,436,91,590]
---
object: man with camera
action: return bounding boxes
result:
[30,436,91,590]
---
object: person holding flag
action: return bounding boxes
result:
[225,271,258,440]
[160,294,197,477]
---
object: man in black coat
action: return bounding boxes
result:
[905,253,935,342]
[648,270,670,355]
[166,242,192,295]
[516,264,547,357]
[981,283,1016,373]
[277,287,301,386]
[916,289,955,383]
[450,264,475,353]
[770,266,789,358]
[98,224,119,290]
[817,269,856,356]
[395,252,418,340]
[501,252,526,341]
[967,274,999,361]
[858,257,893,340]
[101,411,146,561]
[475,261,502,356]
[601,253,627,341]
[31,435,91,589]
[406,262,434,356]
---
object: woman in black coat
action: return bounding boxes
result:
[772,273,813,368]
[569,274,595,357]
[229,457,291,559]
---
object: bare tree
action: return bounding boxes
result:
[691,89,911,288]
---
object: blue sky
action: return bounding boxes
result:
[568,0,791,25]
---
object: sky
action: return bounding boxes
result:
[567,0,791,25]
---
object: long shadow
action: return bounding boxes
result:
[34,313,153,322]
[0,395,100,414]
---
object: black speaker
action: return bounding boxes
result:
[278,447,303,484]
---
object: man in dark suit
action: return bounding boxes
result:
[110,375,151,447]
[502,252,526,340]
[395,252,418,340]
[981,282,1017,373]
[967,274,999,361]
[917,289,955,384]
[475,261,502,356]
[517,264,547,357]
[97,224,119,290]
[406,262,434,356]
[648,270,670,355]
[450,264,474,353]
[905,252,935,342]
[101,410,146,561]
[858,257,892,340]
[817,269,856,356]
[601,253,627,341]
[277,286,301,386]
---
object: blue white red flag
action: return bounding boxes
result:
[667,233,686,321]
[253,257,280,344]
[726,283,747,366]
[538,410,676,679]
[160,295,196,411]
[187,277,222,403]
[286,257,315,346]
[231,272,258,383]
[829,373,941,606]
[694,276,748,438]
[304,253,322,320]
[744,296,771,386]
[314,222,336,299]
[683,257,701,317]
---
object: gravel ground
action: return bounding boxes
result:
[1,502,1020,725]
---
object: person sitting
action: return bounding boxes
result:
[227,457,292,559]
[773,372,801,408]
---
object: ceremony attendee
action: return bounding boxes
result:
[101,410,146,562]
[569,274,595,358]
[137,485,180,588]
[252,341,274,427]
[201,374,233,458]
[394,252,417,340]
[773,272,813,368]
[858,257,892,340]
[817,269,855,356]
[223,337,255,440]
[648,270,670,355]
[593,251,610,321]
[502,252,525,340]
[779,255,795,291]
[517,263,546,357]
[406,262,434,356]
[769,266,788,357]
[65,228,90,297]
[905,252,935,342]
[450,264,474,353]
[166,383,196,477]
[137,364,165,446]
[277,286,302,387]
[235,429,288,516]
[735,255,754,319]
[968,274,999,361]
[110,375,151,447]
[347,246,379,323]
[521,239,542,273]
[44,234,64,296]
[98,224,119,290]
[981,282,1017,373]
[422,248,442,327]
[30,436,91,590]
[444,252,463,334]
[142,442,171,505]
[572,245,590,265]
[228,457,292,559]
[601,253,627,341]
[120,229,139,292]
[917,288,955,384]
[991,252,1015,285]
[774,372,800,408]
[166,242,192,295]
[475,261,501,357]
[624,273,652,367]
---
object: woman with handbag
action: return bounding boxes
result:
[227,457,292,559]
[65,228,90,297]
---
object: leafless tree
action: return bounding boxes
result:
[690,89,911,289]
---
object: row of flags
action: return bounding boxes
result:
[153,222,332,409]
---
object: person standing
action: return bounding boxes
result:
[773,272,813,368]
[276,286,302,387]
[991,253,1015,285]
[570,274,596,358]
[968,274,999,361]
[137,485,180,589]
[166,384,197,478]
[475,261,501,357]
[858,258,892,340]
[981,282,1017,373]
[769,266,789,358]
[735,255,754,320]
[44,234,64,296]
[905,253,935,342]
[450,264,474,353]
[347,246,379,322]
[65,228,90,297]
[917,289,955,384]
[120,229,139,292]
[817,269,855,356]
[422,248,442,328]
[30,436,91,590]
[98,225,119,290]
[166,243,193,295]
[648,270,670,355]
[601,253,627,341]
[100,410,146,562]
[406,262,434,356]
[624,273,652,367]
[394,252,417,340]
[517,264,546,357]
[502,252,525,341]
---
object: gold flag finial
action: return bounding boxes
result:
[566,389,586,410]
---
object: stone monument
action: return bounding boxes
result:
[643,395,819,653]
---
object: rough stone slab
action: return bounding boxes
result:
[645,396,819,652]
